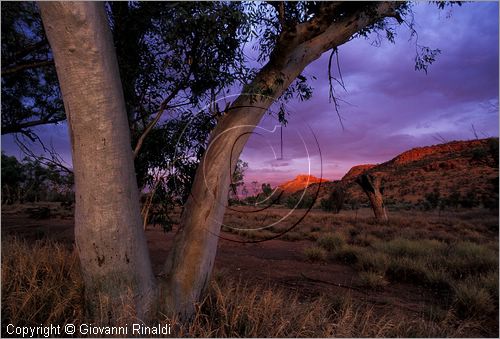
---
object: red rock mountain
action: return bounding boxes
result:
[342,164,376,181]
[388,140,483,166]
[278,174,328,193]
[290,138,499,208]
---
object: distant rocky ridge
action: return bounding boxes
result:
[341,164,376,181]
[286,138,499,209]
[278,174,328,193]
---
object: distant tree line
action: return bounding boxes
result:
[1,152,74,204]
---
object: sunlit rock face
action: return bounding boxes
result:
[278,174,329,194]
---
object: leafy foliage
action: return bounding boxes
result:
[2,2,252,211]
[107,2,250,131]
[135,110,218,204]
[423,188,441,210]
[1,2,64,137]
[262,183,273,196]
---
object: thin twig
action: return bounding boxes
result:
[328,48,346,130]
[14,134,73,174]
[133,85,183,158]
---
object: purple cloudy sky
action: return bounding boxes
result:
[2,2,498,187]
[240,1,499,186]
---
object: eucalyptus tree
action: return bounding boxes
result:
[164,1,419,317]
[38,2,157,320]
[2,1,248,200]
[36,0,249,321]
[37,0,452,321]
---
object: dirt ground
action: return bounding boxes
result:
[1,204,443,320]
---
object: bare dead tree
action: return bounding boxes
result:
[356,173,388,222]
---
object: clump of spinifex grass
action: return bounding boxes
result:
[303,246,328,262]
[316,232,346,252]
[324,235,498,323]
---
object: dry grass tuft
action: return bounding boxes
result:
[172,279,334,337]
[316,232,346,252]
[358,271,388,290]
[168,278,486,338]
[453,279,496,319]
[303,246,328,262]
[1,237,84,327]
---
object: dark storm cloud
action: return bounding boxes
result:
[242,2,499,184]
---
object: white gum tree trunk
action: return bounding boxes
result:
[39,2,155,321]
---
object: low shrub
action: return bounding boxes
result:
[356,251,389,275]
[386,257,429,284]
[445,241,498,278]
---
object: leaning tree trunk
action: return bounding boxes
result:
[162,72,286,318]
[163,2,403,318]
[356,173,388,222]
[39,2,155,321]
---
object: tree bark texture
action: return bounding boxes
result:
[39,2,155,321]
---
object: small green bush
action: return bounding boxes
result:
[423,269,451,292]
[386,257,429,284]
[285,195,315,209]
[356,251,389,274]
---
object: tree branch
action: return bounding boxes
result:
[2,115,66,135]
[133,84,183,158]
[14,134,73,174]
[314,2,405,52]
[269,1,285,28]
[10,39,49,62]
[1,59,55,76]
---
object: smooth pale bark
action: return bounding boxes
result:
[163,2,402,318]
[356,174,388,222]
[39,2,155,321]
